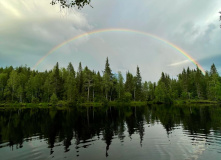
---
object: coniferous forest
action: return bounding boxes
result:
[0,57,220,105]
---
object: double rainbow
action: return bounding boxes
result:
[32,28,205,75]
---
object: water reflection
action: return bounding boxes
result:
[0,105,221,159]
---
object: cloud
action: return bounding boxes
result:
[1,0,221,82]
[199,54,221,73]
[0,1,23,18]
[0,0,92,69]
[168,60,190,66]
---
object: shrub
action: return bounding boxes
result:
[123,92,132,102]
[50,93,58,104]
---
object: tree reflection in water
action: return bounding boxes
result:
[0,104,221,158]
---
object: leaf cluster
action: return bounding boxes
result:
[51,0,91,9]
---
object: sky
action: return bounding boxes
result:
[0,0,221,82]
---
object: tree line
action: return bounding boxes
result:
[0,58,220,104]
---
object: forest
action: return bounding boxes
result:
[0,58,220,105]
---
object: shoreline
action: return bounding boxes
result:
[0,100,220,109]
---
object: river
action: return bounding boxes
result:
[0,104,221,159]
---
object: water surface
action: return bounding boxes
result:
[0,105,221,160]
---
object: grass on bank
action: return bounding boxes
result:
[0,100,147,108]
[173,100,219,104]
[0,99,220,109]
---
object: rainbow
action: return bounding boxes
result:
[32,28,205,75]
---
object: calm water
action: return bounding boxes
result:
[0,105,221,160]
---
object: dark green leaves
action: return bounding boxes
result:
[51,0,91,9]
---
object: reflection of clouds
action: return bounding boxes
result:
[188,136,206,160]
[159,126,210,160]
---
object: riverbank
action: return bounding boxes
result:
[173,100,220,104]
[0,101,148,109]
[0,100,220,109]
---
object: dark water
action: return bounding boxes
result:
[0,105,221,160]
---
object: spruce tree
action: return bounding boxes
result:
[103,57,113,100]
[76,62,84,101]
[135,66,142,101]
[207,64,221,100]
[52,62,63,99]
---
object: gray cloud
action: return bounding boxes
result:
[0,0,92,69]
[1,0,221,82]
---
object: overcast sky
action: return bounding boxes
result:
[0,0,221,82]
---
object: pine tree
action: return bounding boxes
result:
[142,81,148,101]
[125,71,134,99]
[64,64,76,102]
[135,66,142,101]
[104,57,112,76]
[84,66,93,101]
[0,73,7,101]
[103,57,113,100]
[195,66,204,99]
[52,62,63,99]
[93,71,103,101]
[117,71,124,100]
[207,64,221,100]
[6,70,19,101]
[76,62,84,101]
[67,62,75,77]
[147,81,155,101]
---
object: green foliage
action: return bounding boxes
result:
[52,62,63,99]
[125,71,135,100]
[64,63,76,102]
[57,100,68,107]
[84,66,93,101]
[135,66,142,101]
[123,92,132,102]
[103,57,114,100]
[154,73,173,103]
[0,73,8,101]
[155,81,167,103]
[0,60,220,105]
[117,71,124,100]
[76,62,84,97]
[146,81,155,101]
[207,64,220,101]
[32,97,39,103]
[50,93,58,104]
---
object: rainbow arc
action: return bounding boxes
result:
[32,28,205,75]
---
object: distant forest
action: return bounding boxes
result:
[0,58,220,104]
